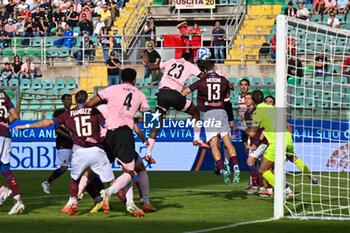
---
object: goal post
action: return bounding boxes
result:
[275,15,350,220]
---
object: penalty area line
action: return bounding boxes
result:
[183,218,275,233]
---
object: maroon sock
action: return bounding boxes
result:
[0,182,3,188]
[135,178,142,199]
[47,168,65,184]
[116,188,126,204]
[285,183,289,189]
[230,156,239,167]
[258,174,265,188]
[3,171,20,196]
[248,165,258,187]
[216,159,224,171]
[85,182,99,199]
[267,181,273,189]
[70,179,78,198]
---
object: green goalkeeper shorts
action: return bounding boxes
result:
[263,132,295,162]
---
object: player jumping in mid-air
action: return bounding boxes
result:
[141,52,209,164]
[14,90,116,216]
[41,94,73,194]
[86,68,151,217]
[182,60,240,184]
[0,91,25,215]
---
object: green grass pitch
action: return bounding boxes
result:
[0,171,349,233]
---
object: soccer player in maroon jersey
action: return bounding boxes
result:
[243,92,268,195]
[14,90,116,216]
[141,52,209,164]
[181,60,240,185]
[41,94,73,195]
[0,91,25,215]
[86,68,151,217]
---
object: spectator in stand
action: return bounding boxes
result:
[106,51,121,86]
[11,55,23,80]
[24,16,38,37]
[151,69,163,85]
[0,26,9,50]
[80,5,92,21]
[142,42,160,79]
[93,0,104,16]
[52,0,61,8]
[1,63,12,80]
[14,17,25,37]
[269,35,276,62]
[313,0,325,14]
[92,14,104,36]
[100,26,111,63]
[41,0,52,10]
[287,37,296,55]
[21,58,36,80]
[53,8,65,28]
[76,34,95,63]
[30,0,41,14]
[98,4,112,28]
[42,7,52,30]
[328,11,340,27]
[5,18,16,37]
[287,55,303,79]
[337,0,348,17]
[10,6,21,22]
[33,7,41,23]
[0,8,10,25]
[211,21,226,63]
[324,0,337,14]
[144,17,156,47]
[177,21,191,54]
[112,27,122,58]
[6,0,16,15]
[62,24,74,48]
[314,50,328,77]
[37,16,48,36]
[67,5,79,27]
[107,0,119,20]
[285,1,297,17]
[296,2,310,21]
[191,23,202,60]
[79,13,93,35]
[55,21,66,36]
[73,0,82,14]
[59,0,72,15]
[83,0,94,10]
[117,0,125,12]
[18,0,29,13]
[21,7,33,23]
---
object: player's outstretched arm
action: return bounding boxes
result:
[141,52,159,70]
[86,95,103,108]
[181,87,191,96]
[134,123,149,145]
[9,108,19,124]
[13,119,55,131]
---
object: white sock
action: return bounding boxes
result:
[267,188,273,193]
[13,194,21,202]
[66,196,73,206]
[286,187,292,193]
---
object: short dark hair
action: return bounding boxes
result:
[75,90,88,104]
[245,92,252,97]
[288,1,293,6]
[61,94,72,101]
[181,52,193,62]
[203,60,215,72]
[196,59,205,72]
[5,63,9,66]
[252,90,264,105]
[264,95,275,105]
[239,78,250,86]
[121,68,137,83]
[97,14,101,17]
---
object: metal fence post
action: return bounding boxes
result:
[241,35,244,69]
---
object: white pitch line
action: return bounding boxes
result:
[183,218,275,233]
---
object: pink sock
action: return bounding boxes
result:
[108,173,132,195]
[125,181,133,203]
[78,175,89,197]
[147,138,155,153]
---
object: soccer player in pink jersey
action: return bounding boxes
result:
[141,52,209,164]
[85,68,151,217]
[14,90,116,216]
[0,91,25,215]
[182,60,240,185]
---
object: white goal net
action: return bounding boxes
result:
[275,15,350,220]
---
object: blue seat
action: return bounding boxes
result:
[31,78,42,90]
[263,77,274,86]
[23,88,35,100]
[48,88,59,99]
[43,79,54,89]
[251,77,262,86]
[66,78,77,89]
[135,78,143,86]
[36,88,47,99]
[228,77,238,86]
[150,88,159,99]
[140,88,150,98]
[46,111,54,119]
[59,88,70,95]
[191,77,199,84]
[20,100,28,111]
[337,76,349,84]
[54,79,65,89]
[144,78,152,86]
[20,79,31,90]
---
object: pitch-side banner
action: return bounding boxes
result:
[175,0,215,9]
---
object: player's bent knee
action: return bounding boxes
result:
[0,163,11,173]
[135,162,146,173]
[247,157,255,166]
[122,167,134,177]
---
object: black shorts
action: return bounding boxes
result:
[104,126,138,164]
[156,89,191,114]
[224,100,234,122]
